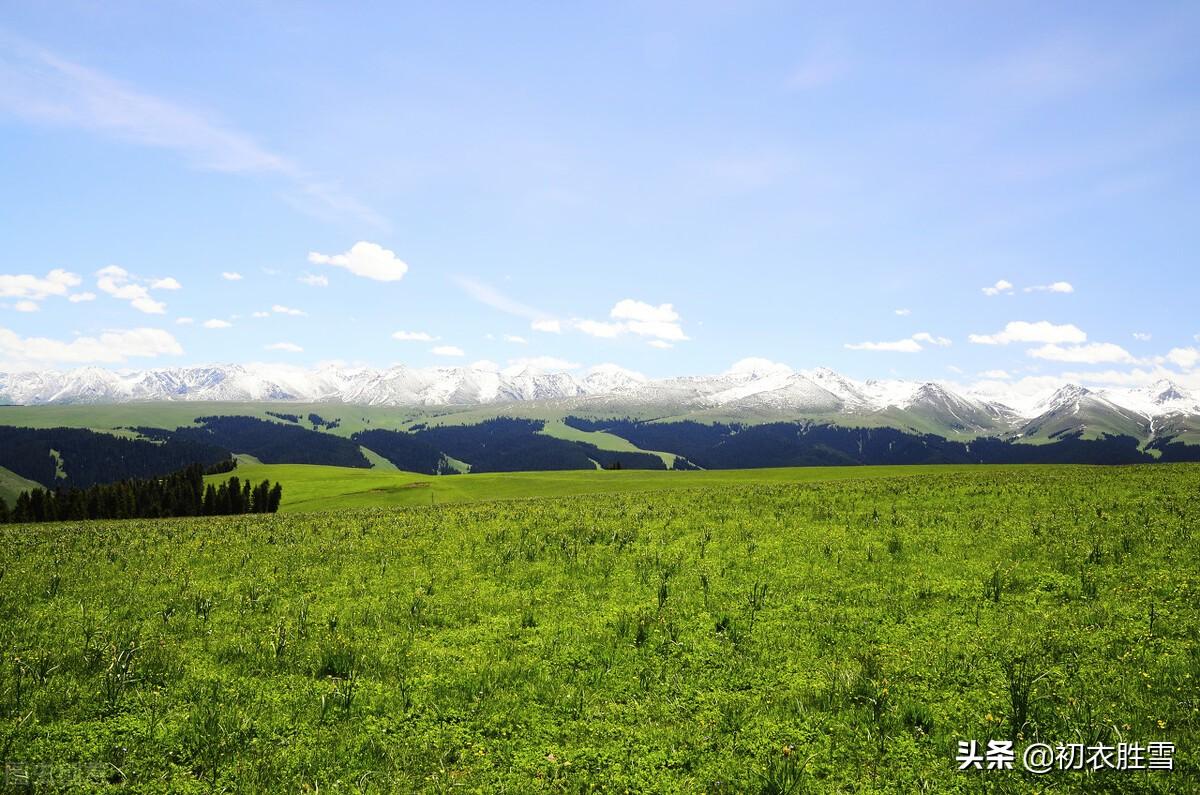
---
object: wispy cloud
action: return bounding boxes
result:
[0,35,382,227]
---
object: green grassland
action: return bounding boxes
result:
[212,462,1031,513]
[3,464,1198,791]
[0,464,42,504]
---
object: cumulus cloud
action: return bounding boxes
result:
[203,319,232,329]
[569,299,689,343]
[531,319,562,334]
[221,272,243,281]
[0,325,181,365]
[265,342,303,353]
[308,241,408,282]
[1167,347,1199,369]
[647,340,673,349]
[982,279,1014,296]
[0,269,81,301]
[1027,342,1134,364]
[298,273,328,287]
[393,330,437,342]
[13,300,39,312]
[968,320,1087,345]
[150,277,182,290]
[503,334,527,344]
[272,304,306,317]
[96,265,166,314]
[252,311,270,318]
[1024,281,1074,294]
[1132,332,1152,342]
[431,345,464,357]
[68,292,96,302]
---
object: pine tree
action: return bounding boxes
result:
[267,483,283,513]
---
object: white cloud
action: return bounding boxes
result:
[13,300,39,312]
[252,311,270,318]
[299,273,329,287]
[574,319,625,338]
[96,265,166,314]
[221,271,243,281]
[1167,347,1199,369]
[502,334,527,344]
[0,268,81,300]
[894,308,911,316]
[272,304,306,317]
[1132,332,1152,342]
[0,325,182,365]
[265,342,303,353]
[845,338,923,353]
[610,299,688,341]
[393,330,437,342]
[431,345,464,357]
[505,356,580,373]
[968,320,1087,345]
[728,357,792,376]
[647,340,673,349]
[308,241,407,282]
[978,369,1011,379]
[1027,342,1135,364]
[846,330,952,353]
[912,332,952,347]
[1024,281,1074,294]
[150,277,182,290]
[981,279,1014,296]
[68,292,96,302]
[203,319,232,329]
[569,299,689,343]
[0,39,380,226]
[455,276,549,320]
[531,319,562,334]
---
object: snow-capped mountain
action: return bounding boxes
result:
[1,364,1197,441]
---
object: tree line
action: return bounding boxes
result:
[0,464,282,524]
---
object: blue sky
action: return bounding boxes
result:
[1,2,1198,389]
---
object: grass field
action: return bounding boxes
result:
[3,464,1198,791]
[209,462,1038,513]
[0,464,42,505]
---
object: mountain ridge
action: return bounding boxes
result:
[2,364,1198,444]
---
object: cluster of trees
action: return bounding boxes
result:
[404,417,667,472]
[563,416,1167,468]
[141,416,369,468]
[0,464,282,524]
[0,425,231,489]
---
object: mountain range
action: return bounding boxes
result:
[2,363,1198,444]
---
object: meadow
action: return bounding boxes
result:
[2,463,1198,792]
